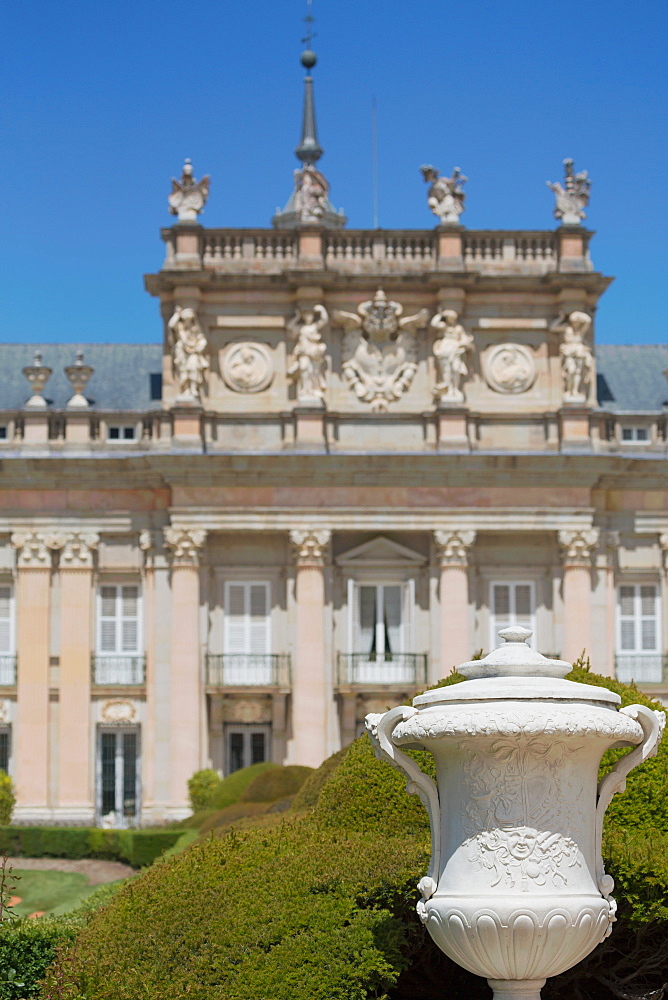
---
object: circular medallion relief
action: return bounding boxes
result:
[484,343,536,394]
[101,700,136,723]
[221,341,274,393]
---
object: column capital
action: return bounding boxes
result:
[434,529,476,568]
[164,527,207,567]
[51,531,99,570]
[658,533,668,570]
[11,531,58,569]
[558,528,599,568]
[289,528,331,567]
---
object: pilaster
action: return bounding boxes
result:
[558,529,599,665]
[53,531,99,822]
[10,532,57,820]
[434,530,476,678]
[164,527,207,815]
[287,528,331,767]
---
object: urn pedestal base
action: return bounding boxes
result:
[488,978,546,1000]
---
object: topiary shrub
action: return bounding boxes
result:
[39,667,668,1000]
[208,762,278,811]
[0,772,15,827]
[187,769,221,813]
[238,764,313,803]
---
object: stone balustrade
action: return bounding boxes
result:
[161,227,585,275]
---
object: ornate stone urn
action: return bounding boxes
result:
[366,627,665,1000]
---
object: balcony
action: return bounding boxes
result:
[206,654,291,688]
[0,656,16,686]
[337,653,428,688]
[92,655,146,686]
[615,654,667,685]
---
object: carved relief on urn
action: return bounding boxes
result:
[333,289,429,413]
[367,626,664,1000]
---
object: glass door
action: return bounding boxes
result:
[97,727,140,827]
[353,583,412,683]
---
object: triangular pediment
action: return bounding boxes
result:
[336,535,426,567]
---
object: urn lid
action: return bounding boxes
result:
[457,627,572,679]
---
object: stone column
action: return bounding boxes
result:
[11,532,56,819]
[558,529,599,664]
[288,528,331,768]
[138,530,156,820]
[164,527,207,815]
[55,531,99,821]
[434,530,476,678]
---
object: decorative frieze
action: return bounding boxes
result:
[164,527,208,567]
[289,528,331,566]
[558,528,599,568]
[434,529,476,568]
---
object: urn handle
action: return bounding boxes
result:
[594,704,665,895]
[365,706,441,890]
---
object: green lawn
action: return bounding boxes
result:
[7,869,99,917]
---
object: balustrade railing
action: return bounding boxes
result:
[615,653,667,685]
[206,654,291,687]
[201,231,297,267]
[337,652,428,687]
[0,656,16,685]
[92,655,146,686]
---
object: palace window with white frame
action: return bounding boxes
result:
[224,723,271,775]
[95,584,143,684]
[107,425,136,442]
[621,426,650,443]
[222,582,272,685]
[490,581,535,650]
[344,580,416,684]
[0,727,10,775]
[616,583,662,683]
[0,585,16,685]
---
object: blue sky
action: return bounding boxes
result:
[3,0,667,345]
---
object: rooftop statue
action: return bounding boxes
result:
[292,165,330,223]
[552,310,594,402]
[168,305,209,402]
[287,304,329,405]
[334,290,429,413]
[547,158,590,225]
[420,165,467,225]
[431,308,474,404]
[168,159,210,223]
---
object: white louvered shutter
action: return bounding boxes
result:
[225,584,250,654]
[0,587,13,654]
[99,586,118,653]
[121,586,140,653]
[98,585,140,653]
[224,583,270,654]
[491,582,535,648]
[249,584,270,655]
[618,584,658,653]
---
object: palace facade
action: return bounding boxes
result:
[2,57,667,826]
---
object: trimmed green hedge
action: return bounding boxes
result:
[0,828,189,868]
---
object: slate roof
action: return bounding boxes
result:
[0,344,163,410]
[596,344,668,412]
[0,341,665,413]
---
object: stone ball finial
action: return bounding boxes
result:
[301,49,317,70]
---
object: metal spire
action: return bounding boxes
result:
[295,1,323,165]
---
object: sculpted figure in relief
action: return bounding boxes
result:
[293,164,329,222]
[334,289,429,413]
[420,165,467,224]
[431,309,474,403]
[168,159,210,223]
[553,310,594,402]
[547,158,590,225]
[287,304,329,404]
[168,306,209,402]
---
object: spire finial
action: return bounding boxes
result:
[295,0,322,165]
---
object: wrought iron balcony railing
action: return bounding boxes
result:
[92,655,146,686]
[615,653,668,685]
[206,654,291,688]
[337,653,428,687]
[0,656,16,685]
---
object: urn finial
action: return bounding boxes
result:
[498,625,532,644]
[458,627,572,680]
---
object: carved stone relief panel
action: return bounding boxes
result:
[483,343,537,395]
[101,700,136,724]
[220,342,274,393]
[222,698,272,724]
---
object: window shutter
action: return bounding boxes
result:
[248,584,269,655]
[98,584,140,654]
[515,584,533,631]
[225,584,248,654]
[0,587,12,654]
[618,584,659,654]
[99,586,118,653]
[121,586,140,653]
[492,584,511,635]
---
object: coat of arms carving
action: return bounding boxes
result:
[333,289,429,412]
